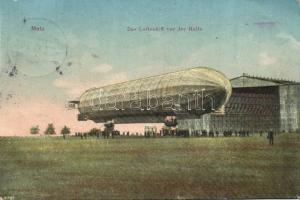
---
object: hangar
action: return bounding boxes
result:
[178,73,300,133]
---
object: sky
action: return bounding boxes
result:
[0,0,300,136]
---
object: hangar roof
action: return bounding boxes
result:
[231,73,300,88]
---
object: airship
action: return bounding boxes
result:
[69,67,232,126]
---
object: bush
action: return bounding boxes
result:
[30,125,40,135]
[44,123,56,135]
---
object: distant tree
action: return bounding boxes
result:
[61,125,71,139]
[30,125,40,135]
[44,123,56,135]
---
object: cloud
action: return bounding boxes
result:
[254,21,277,28]
[297,0,300,6]
[53,73,128,97]
[53,63,128,97]
[258,52,278,66]
[277,32,300,50]
[90,63,113,73]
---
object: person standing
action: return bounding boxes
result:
[268,130,274,145]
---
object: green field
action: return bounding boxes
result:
[0,134,300,199]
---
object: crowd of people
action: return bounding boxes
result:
[73,129,276,144]
[74,128,276,143]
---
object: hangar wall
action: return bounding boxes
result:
[279,84,300,132]
[177,74,300,134]
[178,86,281,133]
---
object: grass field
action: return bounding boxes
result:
[0,133,300,199]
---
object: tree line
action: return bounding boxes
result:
[30,123,70,138]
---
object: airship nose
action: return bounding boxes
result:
[211,71,232,106]
[193,67,232,99]
[191,67,232,110]
[223,77,232,105]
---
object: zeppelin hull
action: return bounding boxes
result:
[77,67,232,123]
